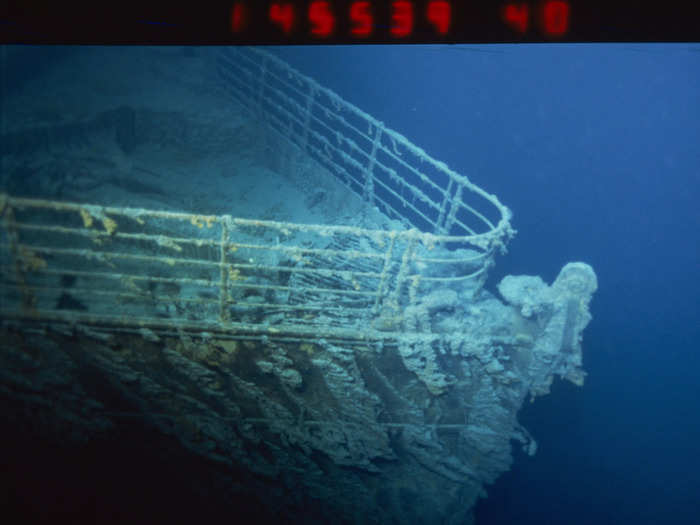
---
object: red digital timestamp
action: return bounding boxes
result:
[231,0,452,39]
[231,1,570,40]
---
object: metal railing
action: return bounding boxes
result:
[0,194,482,345]
[1,49,514,345]
[216,47,513,250]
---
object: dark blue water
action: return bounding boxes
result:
[273,44,700,525]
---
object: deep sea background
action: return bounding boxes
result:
[271,44,700,524]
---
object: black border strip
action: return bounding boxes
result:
[1,1,698,45]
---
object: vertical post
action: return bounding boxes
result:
[372,231,397,314]
[363,124,383,205]
[300,85,316,153]
[442,183,463,236]
[435,178,454,234]
[388,232,418,313]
